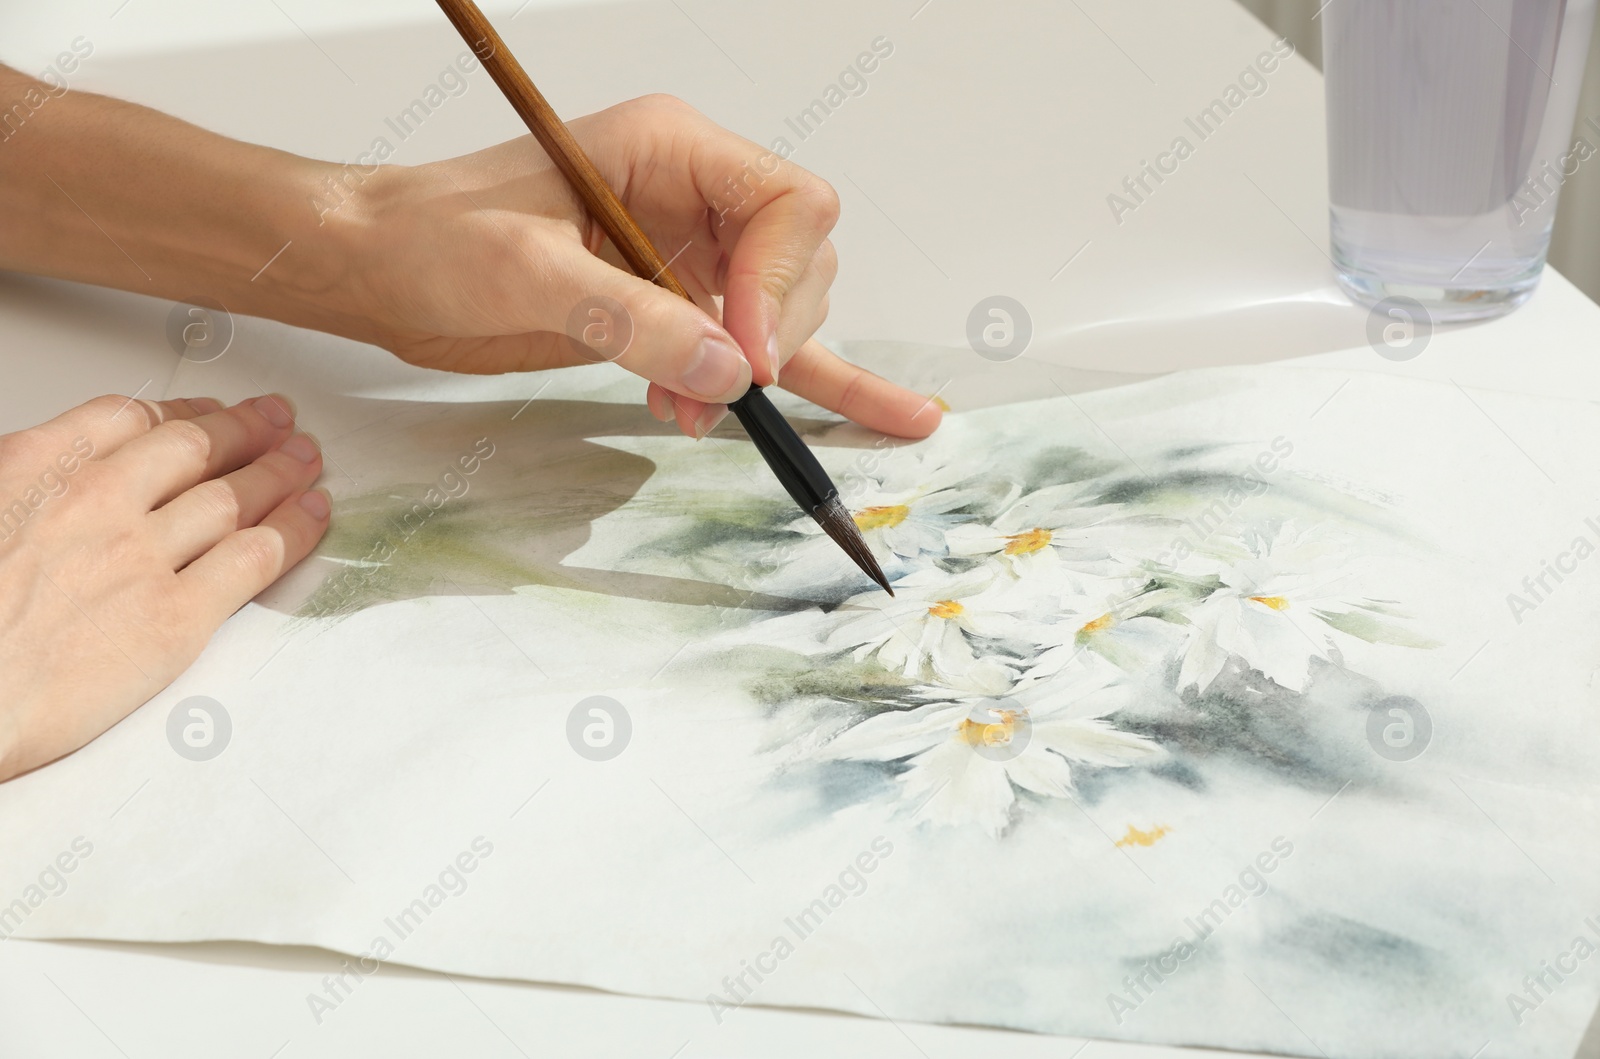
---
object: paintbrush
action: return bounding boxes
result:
[431,0,892,596]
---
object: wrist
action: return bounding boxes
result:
[237,153,396,347]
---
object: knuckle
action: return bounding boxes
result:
[636,92,695,116]
[83,394,133,421]
[230,529,284,580]
[49,460,119,515]
[191,480,244,529]
[140,585,194,650]
[800,176,841,230]
[109,394,164,430]
[760,263,807,302]
[781,344,820,391]
[158,419,213,462]
[814,240,839,283]
[85,523,145,578]
[60,460,108,501]
[627,290,691,340]
[834,368,869,417]
[260,452,313,495]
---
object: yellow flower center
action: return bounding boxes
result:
[928,599,965,620]
[1076,612,1116,643]
[854,504,909,531]
[958,710,1019,748]
[1002,527,1053,555]
[1249,595,1290,611]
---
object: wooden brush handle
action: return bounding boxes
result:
[433,0,692,302]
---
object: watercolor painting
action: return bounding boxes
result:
[231,367,1594,1057]
[292,386,1435,840]
[13,363,1600,1059]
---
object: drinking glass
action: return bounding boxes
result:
[1324,0,1597,321]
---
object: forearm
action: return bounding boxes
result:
[0,64,370,340]
[0,76,940,439]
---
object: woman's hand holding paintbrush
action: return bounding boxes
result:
[429,0,910,591]
[0,63,939,445]
[348,94,940,443]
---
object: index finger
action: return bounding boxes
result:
[778,339,944,439]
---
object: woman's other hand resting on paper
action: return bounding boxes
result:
[0,395,326,781]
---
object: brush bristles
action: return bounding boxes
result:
[813,496,894,595]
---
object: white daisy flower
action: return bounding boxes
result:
[823,570,1044,695]
[946,482,1176,580]
[1033,608,1185,678]
[821,656,1161,835]
[756,456,1016,599]
[803,454,1016,562]
[959,573,1182,677]
[1174,521,1364,694]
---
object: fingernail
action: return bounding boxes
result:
[693,404,729,439]
[762,293,783,383]
[190,397,224,414]
[298,489,331,519]
[254,394,295,428]
[679,336,746,400]
[280,433,319,463]
[646,388,675,423]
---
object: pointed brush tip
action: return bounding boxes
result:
[813,496,894,595]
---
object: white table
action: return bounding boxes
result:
[3,1,1598,1056]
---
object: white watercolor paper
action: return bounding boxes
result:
[3,358,1598,1059]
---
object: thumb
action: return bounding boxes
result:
[554,252,751,405]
